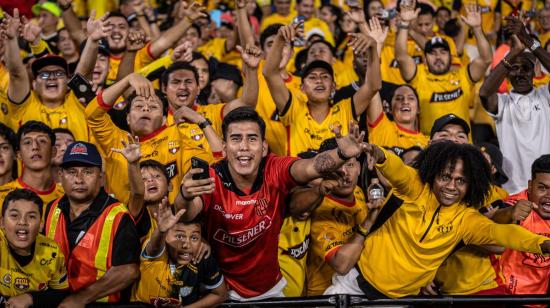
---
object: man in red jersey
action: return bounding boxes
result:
[495,154,550,296]
[176,107,366,301]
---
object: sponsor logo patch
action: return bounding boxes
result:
[213,216,272,247]
[430,88,463,103]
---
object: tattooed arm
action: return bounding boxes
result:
[290,123,365,184]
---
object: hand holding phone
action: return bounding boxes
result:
[191,157,210,180]
[68,73,96,104]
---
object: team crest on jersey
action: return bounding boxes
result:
[437,223,453,234]
[168,141,180,154]
[14,278,29,290]
[179,286,194,297]
[114,100,127,110]
[38,282,47,291]
[254,199,269,216]
[3,274,11,284]
[521,252,550,268]
[1,103,8,115]
[59,117,68,126]
[189,129,204,142]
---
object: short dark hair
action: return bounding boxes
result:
[140,159,169,181]
[222,107,266,140]
[443,18,461,38]
[2,189,43,217]
[436,6,451,15]
[52,128,75,140]
[189,23,202,40]
[17,121,55,147]
[260,24,284,51]
[106,11,129,24]
[531,154,550,179]
[418,3,435,16]
[413,142,492,208]
[390,84,419,111]
[161,61,200,89]
[125,89,169,116]
[0,123,17,151]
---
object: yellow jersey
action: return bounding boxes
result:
[9,91,90,142]
[0,64,12,126]
[463,0,500,45]
[0,229,68,297]
[197,38,227,61]
[304,17,335,46]
[333,60,359,89]
[380,41,424,85]
[0,178,64,215]
[107,43,157,86]
[367,112,429,151]
[410,64,475,135]
[261,13,295,32]
[357,149,549,298]
[435,185,509,295]
[85,93,213,205]
[280,94,356,157]
[306,187,367,296]
[278,216,311,297]
[132,250,224,305]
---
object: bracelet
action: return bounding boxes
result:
[198,118,212,130]
[397,22,410,29]
[356,225,369,237]
[337,148,351,161]
[501,57,512,70]
[180,185,195,201]
[184,15,194,23]
[60,3,72,11]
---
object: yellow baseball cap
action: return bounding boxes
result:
[32,2,62,18]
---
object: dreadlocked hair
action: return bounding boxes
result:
[412,141,492,209]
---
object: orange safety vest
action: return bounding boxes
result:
[45,197,129,303]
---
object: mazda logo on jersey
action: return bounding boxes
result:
[213,216,272,247]
[430,88,463,103]
[283,236,310,259]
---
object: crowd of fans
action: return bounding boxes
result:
[0,0,549,306]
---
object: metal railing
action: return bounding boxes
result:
[221,294,550,307]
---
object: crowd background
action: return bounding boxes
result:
[0,0,549,306]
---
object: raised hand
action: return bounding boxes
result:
[238,44,262,68]
[127,28,146,51]
[171,41,193,62]
[22,20,42,45]
[236,0,247,9]
[318,179,339,196]
[1,9,22,40]
[132,0,146,14]
[362,143,386,165]
[398,0,420,24]
[460,4,482,28]
[348,33,374,55]
[277,22,301,44]
[334,121,366,159]
[192,239,211,264]
[504,15,532,47]
[87,10,112,42]
[509,34,526,58]
[173,105,205,124]
[365,16,388,47]
[154,198,186,233]
[111,134,141,164]
[128,73,155,98]
[178,1,207,21]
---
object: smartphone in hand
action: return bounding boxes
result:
[191,157,210,180]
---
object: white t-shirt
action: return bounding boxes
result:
[491,85,550,194]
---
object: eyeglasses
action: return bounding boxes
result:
[37,70,67,80]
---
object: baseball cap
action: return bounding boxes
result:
[32,2,62,18]
[211,63,243,87]
[31,54,69,78]
[80,39,110,56]
[302,60,334,80]
[425,36,451,54]
[430,114,470,138]
[478,142,509,186]
[61,142,103,168]
[306,28,325,41]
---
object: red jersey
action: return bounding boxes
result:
[500,190,550,295]
[201,154,299,298]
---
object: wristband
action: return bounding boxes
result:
[530,40,541,52]
[198,118,212,130]
[356,225,369,237]
[180,185,195,201]
[397,22,410,29]
[501,57,512,70]
[337,148,351,161]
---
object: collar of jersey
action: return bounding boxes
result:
[18,177,57,195]
[139,125,168,142]
[214,155,270,196]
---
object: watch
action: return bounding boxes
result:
[530,40,541,52]
[356,225,369,237]
[198,118,212,130]
[397,22,410,29]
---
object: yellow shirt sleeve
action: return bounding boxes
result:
[134,42,158,71]
[375,148,425,199]
[138,55,173,78]
[84,93,125,153]
[462,210,549,254]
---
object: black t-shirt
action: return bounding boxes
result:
[44,189,140,266]
[170,255,223,305]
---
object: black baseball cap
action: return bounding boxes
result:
[61,142,103,168]
[478,142,509,185]
[302,60,334,80]
[31,55,69,78]
[430,114,470,138]
[425,36,451,54]
[80,38,110,56]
